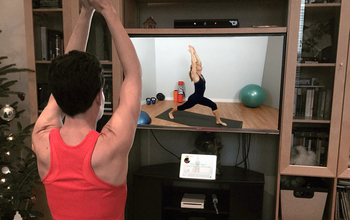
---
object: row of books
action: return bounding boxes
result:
[336,180,350,220]
[292,131,329,166]
[40,27,64,61]
[293,87,332,119]
[103,70,113,112]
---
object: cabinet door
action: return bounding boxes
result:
[279,0,350,177]
[133,176,162,220]
[337,35,350,178]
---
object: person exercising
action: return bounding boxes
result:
[32,0,141,219]
[169,45,227,126]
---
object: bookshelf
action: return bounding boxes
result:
[24,0,122,121]
[278,1,350,220]
[24,0,79,123]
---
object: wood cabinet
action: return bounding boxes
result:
[23,0,123,124]
[121,0,350,219]
[133,163,264,220]
[278,1,350,219]
[336,14,350,220]
[24,0,79,123]
[123,0,288,29]
[337,24,350,180]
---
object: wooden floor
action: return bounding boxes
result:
[140,100,279,134]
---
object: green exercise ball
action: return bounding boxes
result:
[239,84,266,108]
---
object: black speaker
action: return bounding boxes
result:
[174,19,239,28]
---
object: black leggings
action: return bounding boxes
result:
[177,93,217,111]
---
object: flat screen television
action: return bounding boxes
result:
[130,34,286,133]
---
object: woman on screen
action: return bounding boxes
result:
[169,45,227,126]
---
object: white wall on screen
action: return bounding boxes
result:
[261,36,284,109]
[132,38,157,102]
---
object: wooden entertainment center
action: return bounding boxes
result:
[23,0,350,219]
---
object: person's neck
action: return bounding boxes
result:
[62,101,101,132]
[63,114,96,132]
[59,112,98,145]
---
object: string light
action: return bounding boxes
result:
[2,166,10,174]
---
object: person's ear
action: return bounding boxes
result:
[95,89,103,106]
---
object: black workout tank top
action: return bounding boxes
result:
[194,76,205,96]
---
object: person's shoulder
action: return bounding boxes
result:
[98,121,134,147]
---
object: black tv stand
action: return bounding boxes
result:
[133,163,264,220]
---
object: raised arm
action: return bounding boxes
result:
[190,45,202,66]
[189,45,198,81]
[90,0,142,149]
[65,1,95,52]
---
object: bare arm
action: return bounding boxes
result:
[190,45,202,66]
[65,2,95,53]
[189,45,198,81]
[91,0,142,153]
[194,52,202,66]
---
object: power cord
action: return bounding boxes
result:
[234,133,251,168]
[212,194,219,214]
[150,130,181,160]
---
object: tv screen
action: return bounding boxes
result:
[130,34,285,132]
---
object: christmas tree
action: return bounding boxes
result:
[0,30,42,219]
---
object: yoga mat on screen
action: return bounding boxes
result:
[156,108,243,128]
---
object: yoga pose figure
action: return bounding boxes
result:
[32,0,141,219]
[169,45,227,126]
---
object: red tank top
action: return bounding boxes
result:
[42,129,127,220]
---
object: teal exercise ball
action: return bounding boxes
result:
[240,84,266,108]
[138,110,151,125]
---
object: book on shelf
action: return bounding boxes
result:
[305,88,314,118]
[312,87,319,118]
[40,27,64,61]
[294,87,332,120]
[298,77,319,86]
[40,27,48,60]
[324,89,333,119]
[336,181,350,220]
[294,87,306,117]
[299,78,312,86]
[318,89,326,118]
[103,70,113,112]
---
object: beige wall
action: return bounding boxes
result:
[0,0,31,129]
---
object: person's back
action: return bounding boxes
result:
[32,1,142,219]
[43,129,126,220]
